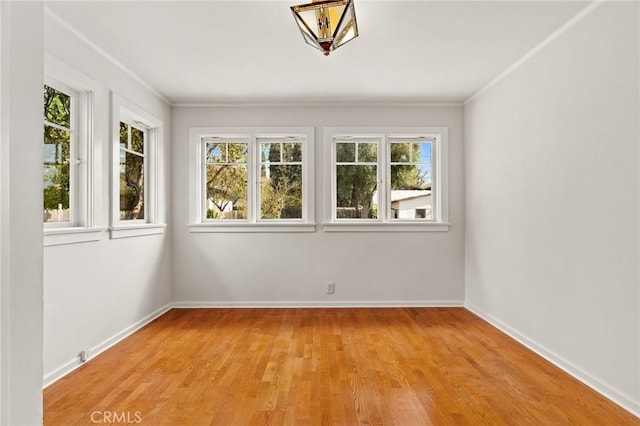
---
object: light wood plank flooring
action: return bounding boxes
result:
[44,308,638,425]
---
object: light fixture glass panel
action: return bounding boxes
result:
[301,30,323,51]
[333,2,358,48]
[293,12,322,50]
[327,5,346,36]
[296,9,321,38]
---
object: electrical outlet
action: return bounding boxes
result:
[327,282,335,294]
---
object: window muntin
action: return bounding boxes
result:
[259,139,303,220]
[43,83,76,225]
[334,138,380,220]
[389,138,433,220]
[119,121,147,221]
[204,139,249,220]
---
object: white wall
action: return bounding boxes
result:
[0,2,44,423]
[172,106,464,305]
[42,12,173,385]
[465,1,639,415]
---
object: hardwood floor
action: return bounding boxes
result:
[44,308,637,425]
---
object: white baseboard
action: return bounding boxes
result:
[172,300,465,308]
[465,302,640,418]
[43,303,172,388]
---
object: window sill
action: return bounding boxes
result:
[44,227,105,247]
[188,223,316,233]
[110,223,167,239]
[322,222,450,232]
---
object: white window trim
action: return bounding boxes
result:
[110,93,165,239]
[43,54,104,246]
[323,126,450,232]
[188,126,315,233]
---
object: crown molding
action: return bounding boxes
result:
[464,0,604,106]
[44,6,172,106]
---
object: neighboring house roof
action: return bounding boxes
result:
[371,190,431,204]
[389,190,431,202]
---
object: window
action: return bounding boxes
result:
[119,120,147,221]
[43,54,103,247]
[189,127,314,232]
[204,138,249,220]
[111,94,165,238]
[324,127,449,232]
[43,83,75,225]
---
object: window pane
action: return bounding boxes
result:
[261,143,274,163]
[206,164,247,220]
[390,142,410,162]
[120,150,145,220]
[264,142,281,163]
[227,143,248,163]
[44,85,71,128]
[357,143,377,162]
[43,125,71,223]
[283,142,302,162]
[120,122,128,150]
[205,142,224,163]
[131,127,144,154]
[336,142,355,162]
[413,142,431,164]
[390,164,432,220]
[260,164,303,219]
[336,165,378,219]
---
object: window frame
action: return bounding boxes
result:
[110,93,165,239]
[189,127,315,233]
[43,54,103,246]
[324,127,449,232]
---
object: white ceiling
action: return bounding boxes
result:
[45,1,588,105]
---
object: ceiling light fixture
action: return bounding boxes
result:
[290,0,359,56]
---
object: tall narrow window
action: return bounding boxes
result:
[110,93,165,239]
[119,121,147,221]
[259,139,303,219]
[43,84,75,224]
[389,138,433,220]
[204,139,249,220]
